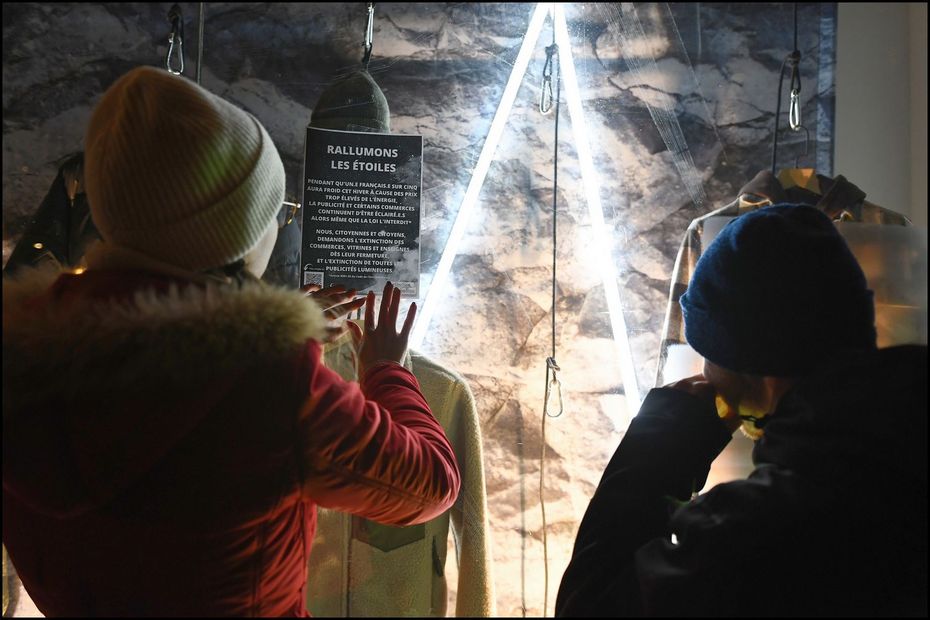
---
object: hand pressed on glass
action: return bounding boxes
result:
[303,283,366,343]
[358,281,417,377]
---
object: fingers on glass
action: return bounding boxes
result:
[365,291,376,331]
[327,297,365,319]
[388,287,402,329]
[378,282,393,325]
[400,302,417,339]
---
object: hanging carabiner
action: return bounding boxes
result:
[787,50,802,131]
[362,2,375,67]
[544,357,564,418]
[788,88,801,131]
[539,44,558,115]
[165,4,184,75]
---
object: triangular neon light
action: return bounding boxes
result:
[411,3,642,417]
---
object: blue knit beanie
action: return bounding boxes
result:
[680,204,876,377]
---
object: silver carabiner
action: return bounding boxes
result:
[789,88,801,131]
[165,4,184,75]
[362,2,375,66]
[365,3,375,53]
[166,32,184,75]
[539,77,553,115]
[544,357,564,418]
[539,44,558,115]
[545,374,564,418]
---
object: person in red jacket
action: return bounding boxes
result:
[2,66,461,617]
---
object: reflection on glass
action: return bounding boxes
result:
[277,201,301,230]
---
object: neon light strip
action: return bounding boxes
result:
[553,4,642,415]
[410,2,642,418]
[410,3,551,348]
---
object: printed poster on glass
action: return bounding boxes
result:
[300,126,422,297]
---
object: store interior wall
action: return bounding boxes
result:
[835,2,928,227]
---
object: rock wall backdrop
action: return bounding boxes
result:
[3,3,836,616]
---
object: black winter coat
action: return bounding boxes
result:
[556,345,928,617]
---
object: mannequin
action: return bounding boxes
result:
[306,332,496,617]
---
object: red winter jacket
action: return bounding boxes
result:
[2,268,461,617]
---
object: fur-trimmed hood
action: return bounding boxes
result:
[3,266,327,517]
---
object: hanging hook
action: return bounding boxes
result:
[362,2,376,68]
[786,29,806,166]
[539,43,558,115]
[770,8,802,174]
[165,3,184,75]
[544,357,564,418]
[539,8,557,115]
[788,50,802,131]
[788,88,801,131]
[196,2,205,85]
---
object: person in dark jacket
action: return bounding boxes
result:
[3,66,461,617]
[556,204,927,617]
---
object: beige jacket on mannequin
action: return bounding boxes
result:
[306,333,496,617]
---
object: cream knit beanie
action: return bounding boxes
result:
[84,66,285,272]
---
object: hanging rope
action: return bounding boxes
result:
[196,2,205,85]
[787,3,802,133]
[362,2,376,68]
[771,3,801,173]
[165,4,184,75]
[539,12,562,616]
[539,40,556,115]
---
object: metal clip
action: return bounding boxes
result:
[165,4,184,75]
[789,88,801,131]
[545,357,564,418]
[539,44,558,115]
[787,50,801,131]
[363,2,375,67]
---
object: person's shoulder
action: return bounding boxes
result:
[800,344,926,401]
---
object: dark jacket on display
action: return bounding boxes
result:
[556,345,928,617]
[2,267,461,617]
[4,153,99,276]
